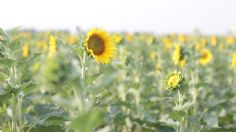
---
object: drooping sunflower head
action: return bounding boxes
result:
[172,44,181,65]
[85,28,116,64]
[166,71,184,91]
[199,49,213,65]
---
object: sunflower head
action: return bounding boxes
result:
[226,37,235,45]
[172,44,181,65]
[22,43,30,59]
[112,34,122,44]
[178,34,186,43]
[150,51,157,60]
[172,43,186,68]
[195,38,206,51]
[162,37,172,50]
[155,63,161,74]
[85,28,116,64]
[179,59,186,68]
[148,36,155,44]
[126,34,133,43]
[37,41,48,51]
[68,35,78,45]
[48,35,57,57]
[231,52,236,67]
[210,35,217,46]
[199,49,213,65]
[166,71,184,91]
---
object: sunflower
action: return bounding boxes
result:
[179,59,186,68]
[172,44,186,68]
[112,34,122,44]
[85,28,116,64]
[22,43,30,58]
[199,49,213,65]
[149,51,156,60]
[37,41,48,51]
[195,38,206,51]
[178,34,186,43]
[172,44,181,65]
[155,63,161,74]
[166,71,184,91]
[126,34,133,43]
[231,52,236,67]
[210,35,217,46]
[48,35,57,57]
[226,37,235,45]
[162,37,172,50]
[68,35,78,45]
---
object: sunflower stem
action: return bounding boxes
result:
[12,93,18,132]
[177,90,183,132]
[75,51,87,114]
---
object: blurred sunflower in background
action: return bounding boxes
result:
[226,36,235,45]
[37,41,48,51]
[210,35,217,46]
[162,37,172,50]
[68,35,78,45]
[112,34,122,44]
[149,51,157,61]
[22,43,30,58]
[173,44,181,65]
[195,38,206,51]
[178,34,186,43]
[85,28,116,64]
[48,35,57,57]
[199,49,213,65]
[231,52,236,68]
[126,34,133,43]
[172,44,186,68]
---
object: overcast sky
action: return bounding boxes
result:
[0,0,235,34]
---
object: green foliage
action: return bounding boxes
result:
[0,28,236,132]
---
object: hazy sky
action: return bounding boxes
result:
[0,0,235,34]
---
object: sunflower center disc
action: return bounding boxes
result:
[88,35,105,55]
[202,52,208,59]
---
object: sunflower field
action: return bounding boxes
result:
[0,27,236,132]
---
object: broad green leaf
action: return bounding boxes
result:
[169,110,186,121]
[70,109,103,132]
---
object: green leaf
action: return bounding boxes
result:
[169,110,186,121]
[0,72,7,81]
[0,28,4,35]
[70,109,103,132]
[27,125,64,132]
[181,101,193,110]
[203,114,219,128]
[201,128,236,132]
[131,117,175,131]
[10,37,22,52]
[33,104,68,121]
[17,81,37,94]
[0,58,15,67]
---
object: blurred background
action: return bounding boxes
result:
[0,0,236,34]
